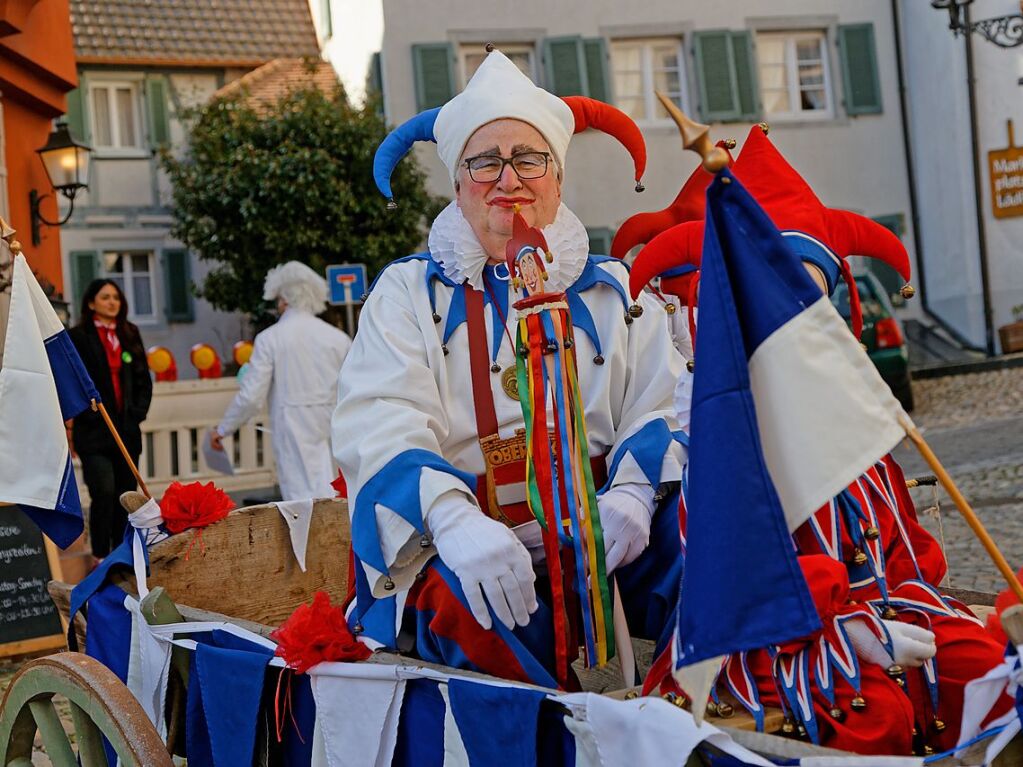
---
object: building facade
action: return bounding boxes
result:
[0,0,78,290]
[378,0,920,311]
[900,0,1023,354]
[59,0,320,369]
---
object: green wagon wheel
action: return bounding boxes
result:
[0,652,173,767]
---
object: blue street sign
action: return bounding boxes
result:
[327,264,368,305]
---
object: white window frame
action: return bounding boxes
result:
[755,30,834,122]
[459,43,537,86]
[610,37,688,126]
[101,249,158,323]
[88,77,148,157]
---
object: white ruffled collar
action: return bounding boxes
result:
[427,201,591,291]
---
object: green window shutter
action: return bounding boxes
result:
[693,31,740,123]
[70,251,99,322]
[162,249,194,322]
[583,38,610,102]
[145,75,171,147]
[412,43,455,110]
[368,52,383,96]
[64,76,89,143]
[731,31,760,120]
[838,23,882,116]
[586,227,613,256]
[367,52,384,115]
[544,36,587,96]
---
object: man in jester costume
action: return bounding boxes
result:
[332,50,686,690]
[623,125,1011,755]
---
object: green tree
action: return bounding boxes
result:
[161,80,445,322]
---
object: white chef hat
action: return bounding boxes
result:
[263,261,328,314]
[434,51,575,184]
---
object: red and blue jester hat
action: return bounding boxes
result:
[627,125,915,340]
[372,47,649,208]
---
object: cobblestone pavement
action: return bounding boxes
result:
[895,367,1023,594]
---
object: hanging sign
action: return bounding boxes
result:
[989,119,1023,219]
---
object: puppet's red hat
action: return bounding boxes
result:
[563,96,647,192]
[505,210,551,287]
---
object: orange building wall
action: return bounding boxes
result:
[1,0,77,293]
[3,99,66,290]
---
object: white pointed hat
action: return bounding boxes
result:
[434,51,575,183]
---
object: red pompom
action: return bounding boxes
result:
[271,591,370,673]
[160,481,234,535]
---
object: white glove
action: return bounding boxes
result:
[846,618,937,668]
[597,483,656,574]
[426,492,538,631]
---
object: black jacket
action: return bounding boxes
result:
[69,322,153,457]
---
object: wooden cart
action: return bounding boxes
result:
[0,498,1017,766]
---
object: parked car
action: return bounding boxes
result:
[832,273,914,411]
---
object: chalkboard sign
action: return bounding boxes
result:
[0,505,64,655]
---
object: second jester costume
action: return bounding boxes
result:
[626,125,1011,755]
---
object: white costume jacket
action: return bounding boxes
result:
[333,203,685,646]
[219,308,351,501]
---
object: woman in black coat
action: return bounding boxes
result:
[69,279,153,558]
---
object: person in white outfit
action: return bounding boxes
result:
[211,261,351,501]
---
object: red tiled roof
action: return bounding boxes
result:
[70,0,319,66]
[213,57,340,108]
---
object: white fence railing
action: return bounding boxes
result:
[75,378,277,504]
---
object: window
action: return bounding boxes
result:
[611,38,686,123]
[461,44,536,85]
[89,81,144,150]
[756,31,833,120]
[103,251,157,321]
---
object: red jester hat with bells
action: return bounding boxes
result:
[626,125,914,340]
[610,139,735,347]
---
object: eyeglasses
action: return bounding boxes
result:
[462,151,551,183]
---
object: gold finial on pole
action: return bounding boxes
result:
[655,92,729,173]
[0,217,21,256]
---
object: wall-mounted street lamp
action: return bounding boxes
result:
[931,0,1023,48]
[30,121,91,246]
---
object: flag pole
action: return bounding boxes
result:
[899,414,1023,603]
[92,399,152,499]
[1,219,152,502]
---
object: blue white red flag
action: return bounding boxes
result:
[0,253,100,547]
[674,169,910,717]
